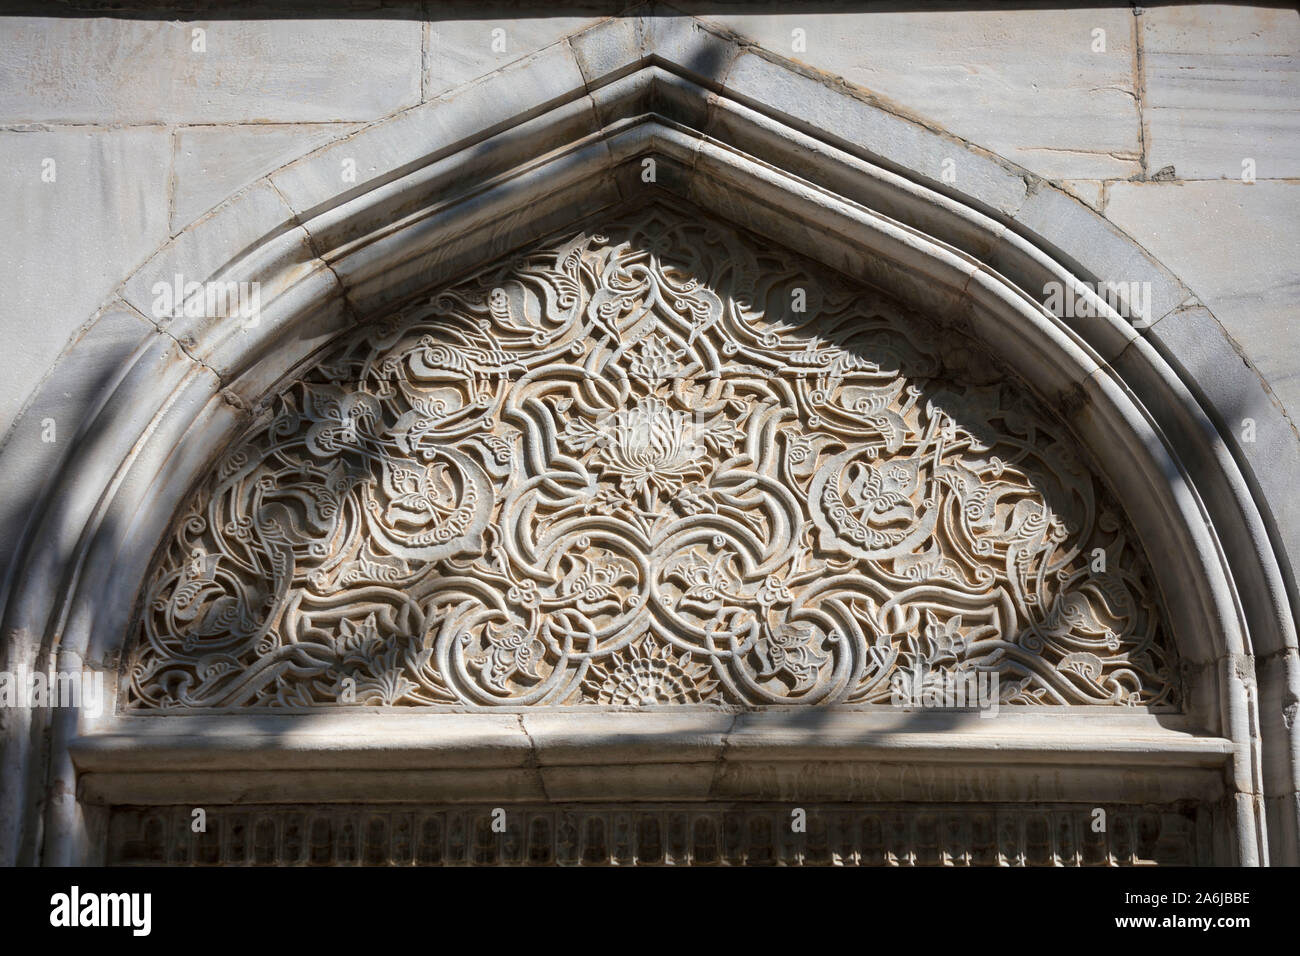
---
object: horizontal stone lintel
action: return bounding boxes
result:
[78,759,1228,812]
[73,712,1234,805]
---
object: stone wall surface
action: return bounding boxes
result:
[0,2,1296,867]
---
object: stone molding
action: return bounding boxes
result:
[0,12,1294,865]
[106,801,1207,867]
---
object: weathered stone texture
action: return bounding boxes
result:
[1143,4,1300,179]
[426,17,603,98]
[706,8,1143,181]
[171,123,357,232]
[0,18,423,124]
[0,127,169,436]
[1107,181,1300,418]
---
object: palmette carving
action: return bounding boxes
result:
[126,204,1176,709]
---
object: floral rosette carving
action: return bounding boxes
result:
[127,204,1177,709]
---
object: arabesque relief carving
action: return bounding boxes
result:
[126,204,1176,709]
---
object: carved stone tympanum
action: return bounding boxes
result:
[126,203,1176,709]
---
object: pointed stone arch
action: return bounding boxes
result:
[1,16,1293,865]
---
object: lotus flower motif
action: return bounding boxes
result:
[595,397,707,500]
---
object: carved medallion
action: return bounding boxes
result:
[126,204,1176,708]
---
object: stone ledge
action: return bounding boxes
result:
[71,711,1232,773]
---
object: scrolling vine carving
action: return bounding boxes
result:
[126,204,1176,709]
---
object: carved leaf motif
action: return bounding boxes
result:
[126,204,1177,709]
